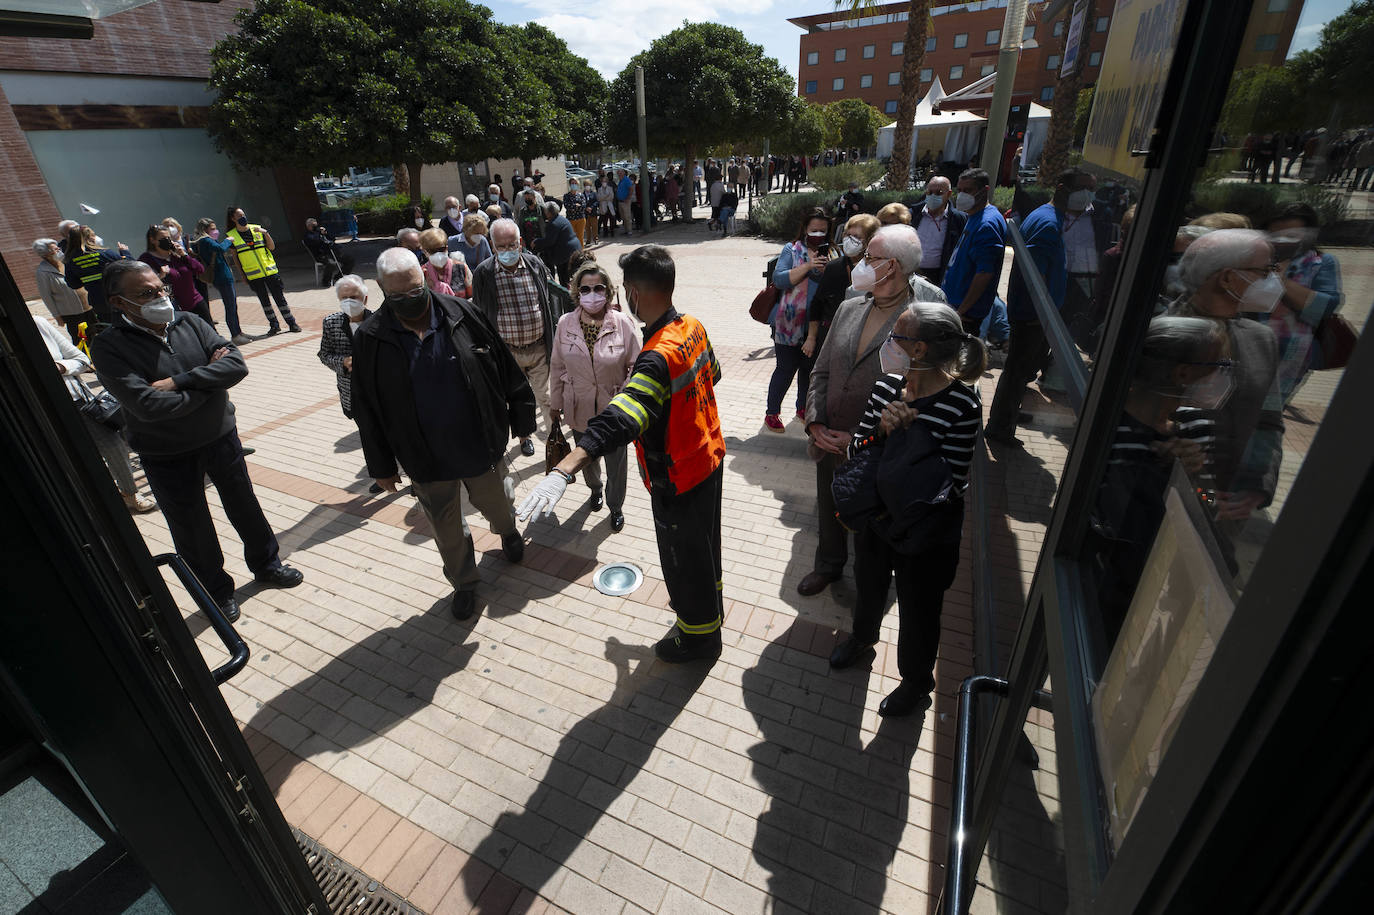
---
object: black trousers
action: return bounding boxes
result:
[814,451,848,577]
[987,319,1049,437]
[140,430,281,604]
[60,309,97,345]
[246,274,296,329]
[852,529,960,693]
[650,463,724,638]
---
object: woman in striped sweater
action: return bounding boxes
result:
[829,300,986,717]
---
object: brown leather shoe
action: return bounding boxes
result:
[797,571,838,596]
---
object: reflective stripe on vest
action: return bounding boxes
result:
[227,226,278,280]
[70,249,103,286]
[632,314,725,495]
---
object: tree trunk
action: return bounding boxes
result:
[521,156,534,179]
[393,163,410,198]
[683,143,697,222]
[887,2,933,191]
[1039,0,1096,181]
[404,159,425,205]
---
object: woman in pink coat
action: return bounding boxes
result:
[549,261,640,531]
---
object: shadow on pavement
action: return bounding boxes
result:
[463,638,712,911]
[743,621,926,913]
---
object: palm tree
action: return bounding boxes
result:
[839,2,932,190]
[1039,0,1096,180]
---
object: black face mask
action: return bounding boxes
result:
[236,216,248,228]
[386,287,430,321]
[156,238,172,251]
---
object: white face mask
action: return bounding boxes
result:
[955,191,978,212]
[446,207,460,219]
[841,235,864,258]
[851,256,892,293]
[92,235,104,247]
[129,295,175,324]
[1066,189,1094,211]
[414,218,426,229]
[167,227,180,240]
[428,251,448,268]
[1181,371,1234,410]
[1237,270,1284,313]
[879,339,911,375]
[340,297,366,318]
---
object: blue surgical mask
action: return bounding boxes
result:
[926,194,945,211]
[496,249,520,267]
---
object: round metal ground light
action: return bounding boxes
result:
[593,562,643,597]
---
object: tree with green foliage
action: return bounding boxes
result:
[606,22,794,209]
[776,100,827,157]
[823,98,886,153]
[1286,0,1374,128]
[1218,66,1306,139]
[497,22,608,175]
[208,0,595,204]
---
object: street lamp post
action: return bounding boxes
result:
[636,66,651,233]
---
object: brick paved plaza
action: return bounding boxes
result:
[41,214,1368,915]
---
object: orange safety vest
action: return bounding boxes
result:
[226,224,279,280]
[633,314,725,495]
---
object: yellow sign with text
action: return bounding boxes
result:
[1082,0,1189,182]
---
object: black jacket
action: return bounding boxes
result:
[911,205,968,284]
[470,251,560,359]
[91,313,246,457]
[350,292,536,483]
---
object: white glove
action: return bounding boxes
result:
[517,471,568,521]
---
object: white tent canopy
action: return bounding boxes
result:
[876,83,1053,174]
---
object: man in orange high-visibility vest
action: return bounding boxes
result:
[519,245,727,663]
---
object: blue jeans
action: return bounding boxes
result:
[211,279,240,337]
[980,297,1010,344]
[766,343,813,416]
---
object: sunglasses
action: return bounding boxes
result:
[578,283,608,295]
[122,285,173,302]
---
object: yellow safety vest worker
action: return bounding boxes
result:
[226,224,279,281]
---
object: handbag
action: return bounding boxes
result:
[77,383,124,431]
[1314,312,1358,370]
[830,434,884,532]
[545,417,572,474]
[749,284,780,324]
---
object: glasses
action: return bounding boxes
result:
[578,283,608,295]
[863,253,893,265]
[385,285,426,299]
[1183,359,1235,372]
[888,332,919,343]
[122,285,172,302]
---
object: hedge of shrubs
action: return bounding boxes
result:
[748,189,933,238]
[323,193,434,238]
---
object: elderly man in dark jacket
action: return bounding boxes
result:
[470,217,561,457]
[92,259,303,623]
[352,247,536,621]
[539,200,584,287]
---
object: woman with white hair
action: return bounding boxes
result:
[1170,228,1284,528]
[32,237,93,345]
[828,300,985,717]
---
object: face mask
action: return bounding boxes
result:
[925,194,946,211]
[53,250,64,263]
[465,233,481,246]
[414,218,425,229]
[1237,270,1284,313]
[340,297,366,318]
[446,207,460,220]
[167,227,180,240]
[208,228,220,239]
[805,231,827,248]
[851,259,878,292]
[386,287,429,321]
[625,286,639,318]
[955,192,978,212]
[156,238,172,252]
[427,251,448,268]
[92,235,104,247]
[490,193,500,202]
[236,217,248,228]
[1181,371,1234,411]
[580,291,607,315]
[496,249,520,267]
[879,338,911,375]
[841,236,864,258]
[1066,189,1094,211]
[128,295,175,324]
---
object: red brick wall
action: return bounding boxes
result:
[0,80,62,301]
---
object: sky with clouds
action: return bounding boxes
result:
[489,0,804,81]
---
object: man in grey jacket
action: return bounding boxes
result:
[92,260,303,622]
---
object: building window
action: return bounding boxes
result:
[1267,0,1290,10]
[889,71,901,86]
[953,33,968,49]
[833,77,845,91]
[926,36,937,52]
[1255,33,1279,52]
[950,65,964,80]
[1089,51,1102,67]
[863,44,875,59]
[986,29,1001,45]
[805,80,817,94]
[1096,16,1109,32]
[920,68,932,82]
[1041,86,1054,101]
[1023,24,1036,41]
[835,48,846,62]
[806,51,818,66]
[892,40,905,55]
[1053,20,1065,37]
[885,100,898,114]
[1047,54,1061,70]
[981,64,995,76]
[860,74,873,88]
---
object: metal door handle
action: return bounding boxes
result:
[153,553,250,684]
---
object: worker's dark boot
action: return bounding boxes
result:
[654,628,722,663]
